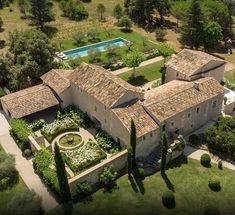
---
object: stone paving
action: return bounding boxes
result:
[0,111,58,213]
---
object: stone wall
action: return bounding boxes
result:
[28,135,42,152]
[69,150,128,196]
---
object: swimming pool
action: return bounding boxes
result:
[63,38,128,58]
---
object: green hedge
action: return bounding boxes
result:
[9,118,33,151]
[33,149,60,197]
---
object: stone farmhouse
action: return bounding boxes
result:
[166,49,226,83]
[0,50,228,158]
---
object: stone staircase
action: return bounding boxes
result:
[143,145,161,176]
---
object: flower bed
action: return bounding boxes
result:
[95,129,121,153]
[56,105,93,128]
[63,141,107,173]
[41,118,79,143]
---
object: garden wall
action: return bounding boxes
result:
[69,149,128,196]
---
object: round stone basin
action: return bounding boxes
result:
[57,133,84,150]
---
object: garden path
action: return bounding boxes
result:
[184,145,235,171]
[112,56,164,75]
[0,111,58,213]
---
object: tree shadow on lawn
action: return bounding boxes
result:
[128,175,145,195]
[161,172,175,193]
[42,26,58,38]
[167,155,188,170]
[127,75,149,87]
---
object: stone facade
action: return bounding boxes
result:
[69,150,128,196]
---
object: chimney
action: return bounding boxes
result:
[194,81,200,91]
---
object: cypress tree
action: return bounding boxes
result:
[130,119,137,169]
[180,0,204,49]
[127,147,133,176]
[54,144,72,203]
[160,132,168,175]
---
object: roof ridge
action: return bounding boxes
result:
[1,84,45,102]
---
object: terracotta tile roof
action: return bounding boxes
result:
[41,69,74,94]
[70,63,143,108]
[143,77,224,122]
[166,49,225,77]
[112,102,159,138]
[0,84,59,118]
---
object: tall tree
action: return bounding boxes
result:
[202,21,222,51]
[97,3,106,20]
[127,147,133,176]
[180,0,204,49]
[123,51,145,78]
[130,119,137,169]
[29,0,55,30]
[155,0,170,24]
[54,144,72,203]
[160,132,168,175]
[113,4,123,21]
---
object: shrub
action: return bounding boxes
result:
[200,154,211,167]
[33,149,60,196]
[77,181,92,196]
[99,165,117,188]
[88,48,102,63]
[29,119,45,131]
[7,190,43,215]
[189,134,200,146]
[133,167,145,178]
[209,175,221,191]
[0,87,5,97]
[218,161,223,170]
[155,28,167,41]
[162,190,175,209]
[73,32,85,45]
[0,152,19,191]
[23,149,32,157]
[10,118,32,151]
[56,105,92,128]
[59,0,88,21]
[87,29,100,41]
[95,129,121,153]
[156,42,175,58]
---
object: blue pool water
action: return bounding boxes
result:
[63,38,128,58]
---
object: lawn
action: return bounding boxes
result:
[59,29,157,52]
[48,156,235,215]
[118,60,164,86]
[225,69,235,85]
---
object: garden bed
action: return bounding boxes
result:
[62,140,107,173]
[41,118,79,143]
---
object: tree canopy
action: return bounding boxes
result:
[29,0,55,30]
